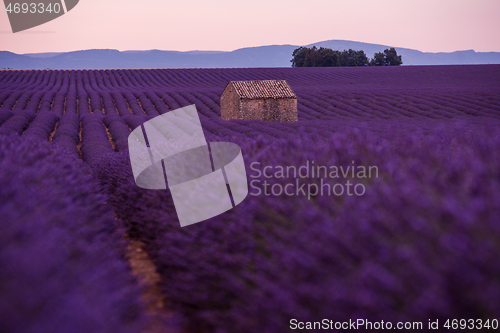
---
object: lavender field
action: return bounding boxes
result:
[1,65,500,332]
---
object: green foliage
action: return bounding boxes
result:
[384,47,403,66]
[291,46,341,67]
[316,47,341,67]
[291,46,310,67]
[370,48,403,66]
[370,52,386,66]
[292,46,402,67]
[340,49,369,67]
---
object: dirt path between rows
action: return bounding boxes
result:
[126,239,185,333]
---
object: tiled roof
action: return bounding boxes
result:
[229,80,297,99]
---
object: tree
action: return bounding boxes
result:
[340,49,369,67]
[370,52,386,66]
[291,47,400,67]
[384,48,402,66]
[370,48,403,66]
[302,46,317,67]
[291,46,340,67]
[315,47,340,67]
[291,47,310,67]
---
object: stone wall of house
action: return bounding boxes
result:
[221,82,298,122]
[220,85,240,120]
[240,98,298,122]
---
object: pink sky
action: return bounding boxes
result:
[1,0,499,54]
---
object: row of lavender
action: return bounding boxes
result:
[94,124,500,332]
[3,102,496,168]
[2,65,500,92]
[0,87,499,160]
[3,122,499,332]
[0,67,499,121]
[0,135,148,333]
[1,66,500,332]
[84,67,499,331]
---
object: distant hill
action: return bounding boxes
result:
[1,40,500,69]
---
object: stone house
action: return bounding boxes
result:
[220,80,298,122]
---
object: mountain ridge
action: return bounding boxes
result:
[1,39,500,69]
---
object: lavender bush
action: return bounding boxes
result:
[0,65,499,332]
[0,135,146,333]
[94,122,500,332]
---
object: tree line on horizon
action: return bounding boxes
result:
[291,46,403,67]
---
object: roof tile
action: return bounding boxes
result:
[229,80,296,99]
